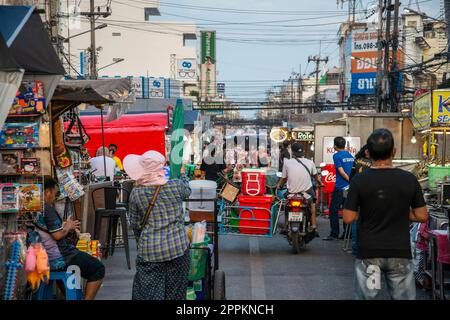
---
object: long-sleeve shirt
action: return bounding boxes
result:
[129,174,191,262]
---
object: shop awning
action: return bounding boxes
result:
[0,5,65,75]
[0,33,24,129]
[51,78,134,120]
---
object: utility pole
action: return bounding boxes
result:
[308,55,328,113]
[80,1,111,79]
[382,0,393,112]
[376,0,385,112]
[390,0,400,112]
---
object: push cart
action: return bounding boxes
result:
[184,198,226,300]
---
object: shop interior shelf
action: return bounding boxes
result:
[5,114,42,118]
[0,147,50,151]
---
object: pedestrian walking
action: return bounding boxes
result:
[343,129,428,300]
[348,144,372,255]
[124,150,191,300]
[323,137,354,241]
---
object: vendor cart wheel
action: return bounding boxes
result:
[292,232,301,254]
[213,270,226,300]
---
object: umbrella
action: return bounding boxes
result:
[169,99,184,179]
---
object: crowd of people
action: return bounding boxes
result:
[35,128,430,300]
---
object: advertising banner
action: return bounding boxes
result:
[201,31,216,64]
[217,83,225,94]
[176,58,197,82]
[412,92,431,130]
[431,90,450,127]
[149,78,165,98]
[200,61,217,99]
[131,77,149,99]
[350,72,376,95]
[292,130,314,141]
[323,136,360,164]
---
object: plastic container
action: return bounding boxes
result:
[237,195,273,235]
[186,287,196,300]
[241,169,266,196]
[428,165,450,190]
[188,235,210,281]
[188,180,217,212]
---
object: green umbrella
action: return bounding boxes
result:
[170,98,185,179]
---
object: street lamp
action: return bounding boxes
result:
[63,23,108,42]
[98,58,125,71]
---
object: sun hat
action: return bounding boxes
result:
[123,150,168,186]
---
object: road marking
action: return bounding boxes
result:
[249,237,266,300]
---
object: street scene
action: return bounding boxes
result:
[0,0,449,304]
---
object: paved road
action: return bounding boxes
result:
[96,216,431,300]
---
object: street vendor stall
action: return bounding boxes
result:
[0,5,65,300]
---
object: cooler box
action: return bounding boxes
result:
[238,195,273,235]
[241,169,266,196]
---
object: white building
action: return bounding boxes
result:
[61,1,198,96]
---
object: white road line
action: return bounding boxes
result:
[249,237,266,300]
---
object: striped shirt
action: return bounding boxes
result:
[129,174,190,262]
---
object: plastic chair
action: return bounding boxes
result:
[34,271,83,300]
[92,187,131,269]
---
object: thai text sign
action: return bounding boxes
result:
[412,92,431,130]
[432,90,450,127]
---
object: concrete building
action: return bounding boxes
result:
[402,11,449,91]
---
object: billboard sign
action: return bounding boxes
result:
[350,72,376,95]
[149,78,165,98]
[323,136,360,164]
[176,58,197,82]
[432,90,450,127]
[200,60,217,98]
[412,92,431,130]
[131,77,149,99]
[217,83,225,94]
[201,31,216,64]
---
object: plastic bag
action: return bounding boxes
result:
[192,221,206,244]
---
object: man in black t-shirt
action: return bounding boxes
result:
[200,146,226,181]
[344,129,428,300]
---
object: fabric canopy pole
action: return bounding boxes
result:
[169,99,184,179]
[100,106,107,180]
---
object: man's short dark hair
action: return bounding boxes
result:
[44,177,58,191]
[367,128,395,161]
[109,144,118,150]
[334,137,346,149]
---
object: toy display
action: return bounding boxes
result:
[25,243,49,291]
[0,151,21,174]
[18,184,42,213]
[56,168,84,201]
[0,184,19,213]
[0,122,39,149]
[9,81,45,116]
[2,233,26,300]
[20,158,40,174]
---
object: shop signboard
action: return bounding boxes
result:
[350,72,376,95]
[176,58,197,82]
[292,130,314,141]
[217,83,225,94]
[201,31,216,64]
[412,92,431,130]
[431,89,450,127]
[200,101,224,116]
[131,77,149,99]
[322,136,360,164]
[149,78,165,98]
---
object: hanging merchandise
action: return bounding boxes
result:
[18,184,42,213]
[9,81,46,116]
[64,112,90,148]
[0,151,21,174]
[53,118,72,168]
[2,232,27,300]
[19,158,41,175]
[25,243,50,291]
[55,168,85,201]
[38,121,50,148]
[0,122,39,149]
[0,184,20,213]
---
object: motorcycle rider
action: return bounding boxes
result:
[276,142,324,234]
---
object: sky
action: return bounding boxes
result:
[142,0,442,116]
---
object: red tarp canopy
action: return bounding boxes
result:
[79,113,167,160]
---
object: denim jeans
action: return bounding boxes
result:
[354,258,416,300]
[329,188,346,237]
[351,222,358,256]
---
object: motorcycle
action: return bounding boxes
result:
[285,193,316,254]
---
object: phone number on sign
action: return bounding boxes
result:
[353,42,380,51]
